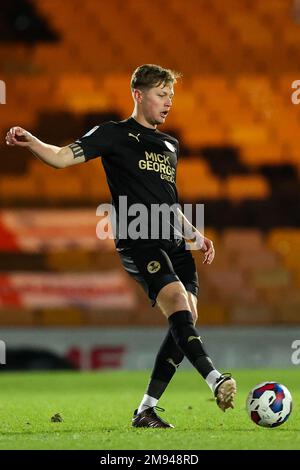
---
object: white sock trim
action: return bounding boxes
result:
[205,370,222,393]
[137,394,158,414]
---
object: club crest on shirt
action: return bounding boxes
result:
[147,260,161,274]
[164,141,176,152]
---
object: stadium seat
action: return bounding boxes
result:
[0,176,38,202]
[1,0,300,328]
[224,175,270,200]
[177,159,222,199]
[46,251,91,271]
[198,302,228,326]
[40,308,84,326]
[230,303,273,324]
[223,229,264,252]
[240,143,283,166]
[0,310,35,326]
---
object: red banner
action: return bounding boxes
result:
[0,209,114,252]
[0,272,135,309]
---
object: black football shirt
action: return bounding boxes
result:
[74,117,180,248]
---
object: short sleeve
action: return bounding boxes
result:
[73,122,114,161]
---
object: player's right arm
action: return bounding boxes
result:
[5,126,85,168]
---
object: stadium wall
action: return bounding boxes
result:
[0,327,299,370]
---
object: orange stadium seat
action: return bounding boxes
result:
[46,251,91,271]
[236,251,279,271]
[230,303,273,325]
[37,174,83,201]
[177,159,222,199]
[224,175,270,201]
[0,310,35,326]
[229,125,269,146]
[276,291,300,324]
[0,176,38,202]
[0,0,299,207]
[40,308,84,326]
[240,143,284,166]
[198,302,228,326]
[222,229,264,253]
[251,267,291,290]
[267,229,300,256]
[1,0,300,330]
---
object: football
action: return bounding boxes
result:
[246,382,292,428]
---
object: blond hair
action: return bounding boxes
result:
[131,64,181,90]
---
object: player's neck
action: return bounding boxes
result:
[131,112,157,130]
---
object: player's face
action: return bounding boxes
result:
[141,83,174,125]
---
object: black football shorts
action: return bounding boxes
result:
[118,239,199,306]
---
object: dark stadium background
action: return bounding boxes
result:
[0,0,300,372]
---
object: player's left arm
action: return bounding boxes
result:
[176,207,215,264]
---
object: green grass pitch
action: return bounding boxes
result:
[0,369,298,450]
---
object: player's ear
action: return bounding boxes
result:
[133,88,143,104]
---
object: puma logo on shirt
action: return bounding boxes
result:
[128,132,140,142]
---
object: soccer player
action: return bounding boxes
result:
[6,64,236,428]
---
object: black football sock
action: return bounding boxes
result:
[145,329,184,400]
[168,310,215,379]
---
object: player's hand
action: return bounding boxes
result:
[5,126,35,147]
[185,229,215,263]
[200,236,215,264]
[198,232,215,264]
